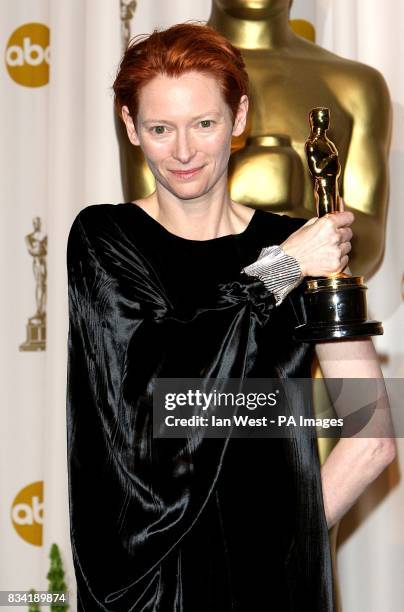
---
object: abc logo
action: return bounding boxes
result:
[11,481,43,546]
[5,23,50,87]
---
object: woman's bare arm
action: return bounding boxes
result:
[315,338,396,529]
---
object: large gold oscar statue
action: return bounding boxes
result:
[209,0,392,278]
[118,3,391,609]
[209,3,392,610]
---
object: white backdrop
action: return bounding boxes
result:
[1,0,52,598]
[1,0,122,606]
[1,1,403,611]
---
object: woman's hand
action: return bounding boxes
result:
[281,211,354,277]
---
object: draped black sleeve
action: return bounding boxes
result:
[66,203,333,612]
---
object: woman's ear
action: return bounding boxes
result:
[232,95,249,137]
[121,105,140,145]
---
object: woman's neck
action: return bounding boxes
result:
[207,3,293,51]
[139,180,252,240]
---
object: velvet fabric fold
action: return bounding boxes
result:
[66,203,333,611]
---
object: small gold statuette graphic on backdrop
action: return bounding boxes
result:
[19,217,47,351]
[293,107,383,341]
[120,0,137,49]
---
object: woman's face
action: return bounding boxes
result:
[122,71,248,201]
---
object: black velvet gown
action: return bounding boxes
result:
[66,202,334,611]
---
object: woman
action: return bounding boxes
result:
[66,23,395,611]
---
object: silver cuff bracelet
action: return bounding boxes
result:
[242,245,303,306]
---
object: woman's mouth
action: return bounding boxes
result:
[169,167,203,180]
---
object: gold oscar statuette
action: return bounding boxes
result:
[293,107,383,342]
[19,216,47,351]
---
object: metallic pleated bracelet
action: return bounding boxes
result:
[242,245,303,306]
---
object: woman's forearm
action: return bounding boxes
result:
[320,436,396,529]
[315,337,397,528]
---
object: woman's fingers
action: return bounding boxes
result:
[304,211,354,232]
[340,241,352,256]
[281,211,355,277]
[324,210,355,228]
[338,227,353,243]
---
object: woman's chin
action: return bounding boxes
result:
[165,181,211,201]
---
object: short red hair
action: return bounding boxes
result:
[113,22,249,124]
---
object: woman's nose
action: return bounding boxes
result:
[172,130,196,164]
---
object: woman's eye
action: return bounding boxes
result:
[200,120,212,128]
[152,126,166,134]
